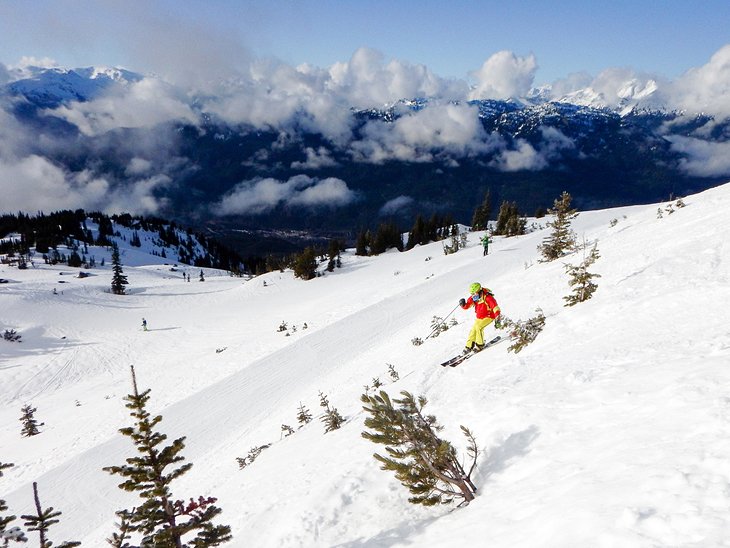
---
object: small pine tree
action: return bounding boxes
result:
[110,243,128,295]
[199,269,205,282]
[498,309,546,353]
[296,403,313,427]
[493,201,526,237]
[539,191,578,261]
[104,366,231,547]
[1,462,28,545]
[564,243,601,306]
[387,363,400,382]
[361,390,478,506]
[293,247,318,280]
[470,189,492,231]
[236,445,270,470]
[21,482,80,547]
[281,424,295,438]
[318,392,345,433]
[20,404,43,437]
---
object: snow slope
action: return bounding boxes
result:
[2,184,730,547]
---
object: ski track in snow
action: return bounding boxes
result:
[2,185,730,547]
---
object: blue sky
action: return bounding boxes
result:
[0,0,728,84]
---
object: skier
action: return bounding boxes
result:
[459,282,501,354]
[480,234,490,256]
[142,318,148,331]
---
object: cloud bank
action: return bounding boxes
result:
[214,175,356,216]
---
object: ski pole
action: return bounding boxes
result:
[424,302,460,341]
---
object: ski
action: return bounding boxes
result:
[440,336,504,367]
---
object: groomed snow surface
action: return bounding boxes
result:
[2,184,730,547]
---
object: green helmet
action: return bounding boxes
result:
[469,282,481,294]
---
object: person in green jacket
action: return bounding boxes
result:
[480,234,490,256]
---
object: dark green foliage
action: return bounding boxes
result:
[493,201,526,237]
[539,191,578,261]
[564,243,601,306]
[110,243,128,295]
[497,309,546,353]
[361,390,477,506]
[130,231,142,247]
[293,247,317,280]
[370,222,404,255]
[20,404,42,437]
[470,189,492,231]
[104,366,231,547]
[67,250,83,268]
[3,329,22,342]
[318,392,345,433]
[355,230,369,256]
[21,482,80,548]
[1,462,28,545]
[326,239,342,272]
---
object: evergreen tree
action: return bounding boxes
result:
[1,462,28,545]
[497,309,546,353]
[104,366,231,547]
[20,404,42,437]
[355,230,369,256]
[361,390,478,506]
[405,215,427,250]
[470,189,492,231]
[564,242,601,306]
[110,243,128,295]
[107,510,133,548]
[199,270,205,282]
[318,392,345,433]
[296,403,313,427]
[370,222,403,255]
[21,482,79,547]
[493,201,526,237]
[293,247,317,280]
[539,191,578,261]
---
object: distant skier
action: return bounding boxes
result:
[142,318,148,331]
[480,234,490,256]
[459,283,501,354]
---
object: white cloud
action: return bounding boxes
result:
[468,51,538,100]
[379,195,414,216]
[214,175,356,215]
[50,78,199,136]
[668,136,730,177]
[291,147,337,169]
[669,44,730,119]
[490,127,575,172]
[491,139,546,171]
[351,102,501,163]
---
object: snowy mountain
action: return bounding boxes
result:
[6,65,142,107]
[2,182,730,546]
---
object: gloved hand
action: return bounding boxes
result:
[459,298,466,306]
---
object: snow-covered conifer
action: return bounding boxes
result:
[1,462,28,545]
[539,191,578,261]
[318,392,345,433]
[361,390,478,506]
[110,243,128,295]
[564,243,601,306]
[498,309,546,353]
[19,404,42,437]
[103,366,231,547]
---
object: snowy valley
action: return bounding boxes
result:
[2,183,730,547]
